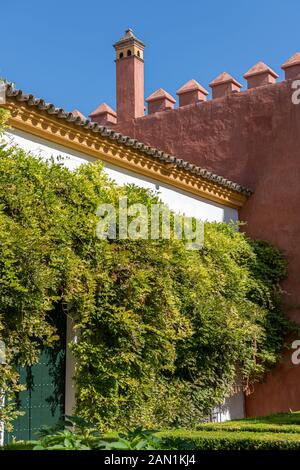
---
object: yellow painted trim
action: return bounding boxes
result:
[3,100,248,209]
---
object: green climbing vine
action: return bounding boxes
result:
[0,109,294,431]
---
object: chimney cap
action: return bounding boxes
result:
[176,79,209,96]
[281,52,300,70]
[146,88,176,103]
[89,103,117,118]
[71,109,86,120]
[244,61,278,79]
[114,28,145,49]
[209,72,242,88]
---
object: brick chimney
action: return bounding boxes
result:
[244,62,278,88]
[89,103,117,126]
[113,29,145,123]
[281,53,300,80]
[209,72,242,99]
[146,88,176,114]
[176,79,208,106]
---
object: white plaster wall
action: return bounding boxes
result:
[211,392,245,422]
[6,129,238,223]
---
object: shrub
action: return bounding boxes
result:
[4,418,164,451]
[3,412,300,450]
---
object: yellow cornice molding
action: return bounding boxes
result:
[3,100,248,209]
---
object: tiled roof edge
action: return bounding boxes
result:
[4,84,253,196]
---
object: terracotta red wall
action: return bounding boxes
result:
[116,80,300,416]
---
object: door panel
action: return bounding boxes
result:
[4,314,66,443]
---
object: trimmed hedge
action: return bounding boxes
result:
[158,429,300,450]
[224,411,300,425]
[1,441,35,450]
[195,411,300,434]
[158,412,300,449]
[196,423,300,434]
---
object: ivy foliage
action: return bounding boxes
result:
[0,109,293,430]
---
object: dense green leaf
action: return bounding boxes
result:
[0,109,294,431]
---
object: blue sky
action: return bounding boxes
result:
[1,0,299,117]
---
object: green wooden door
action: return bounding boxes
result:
[4,315,66,443]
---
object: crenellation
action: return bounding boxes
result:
[209,72,242,99]
[281,52,300,80]
[244,62,278,89]
[146,88,176,114]
[176,79,208,106]
[88,30,299,122]
[89,103,117,126]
